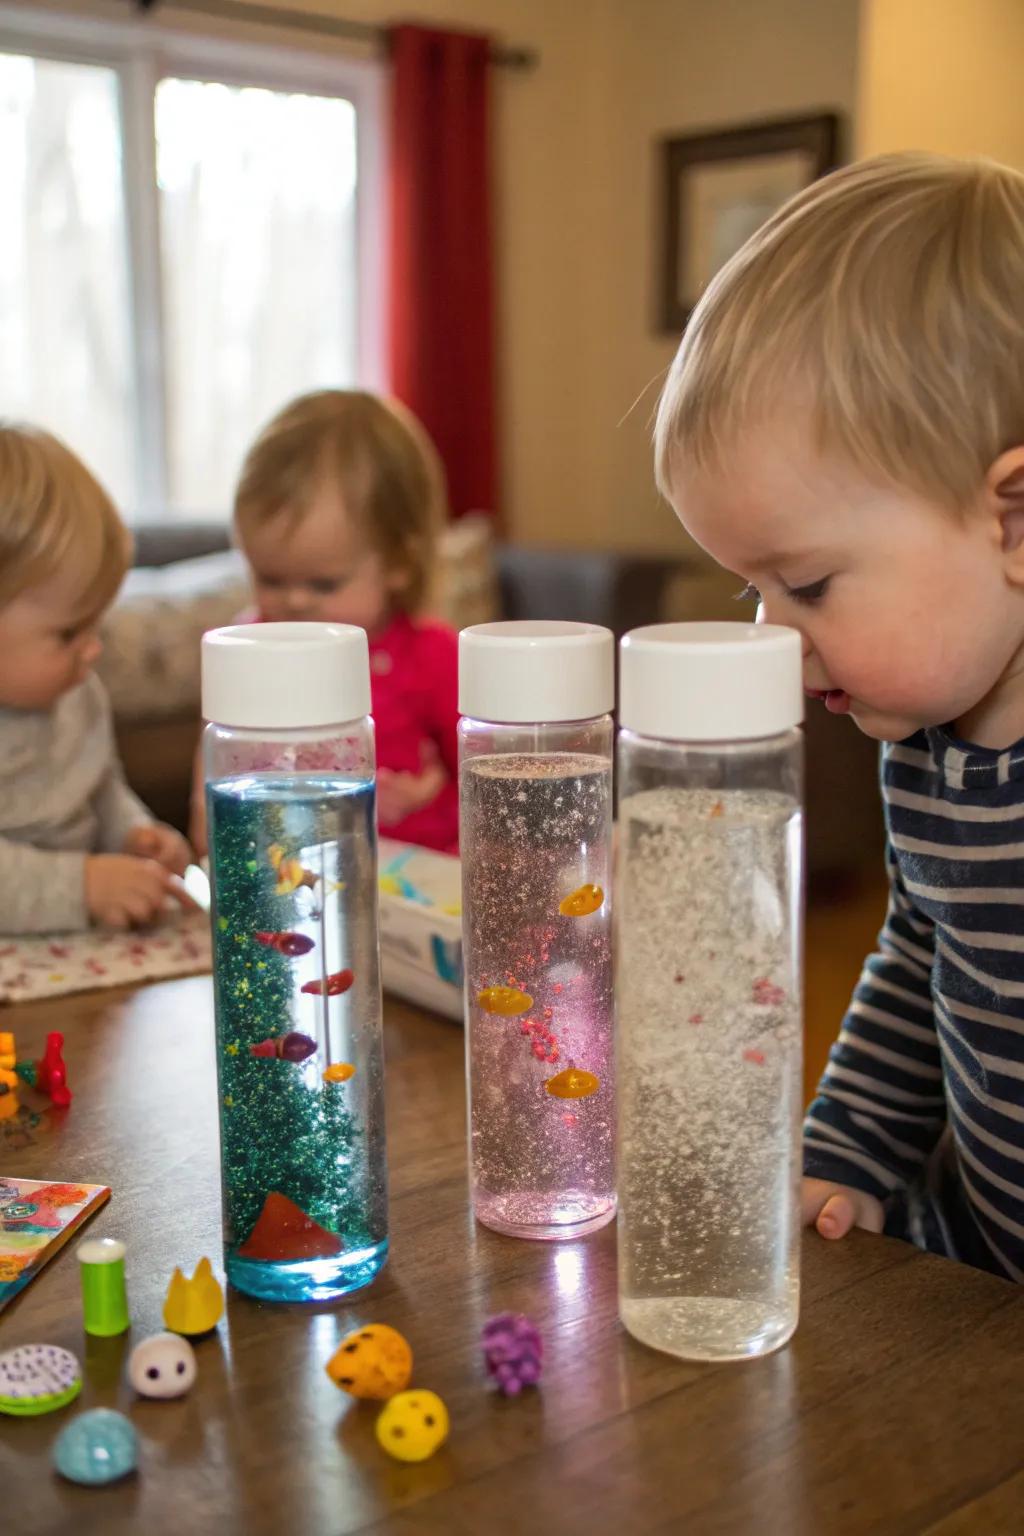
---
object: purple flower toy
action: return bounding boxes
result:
[481,1312,543,1396]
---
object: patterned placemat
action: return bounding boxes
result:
[0,911,212,1004]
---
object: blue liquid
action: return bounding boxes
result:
[208,775,388,1302]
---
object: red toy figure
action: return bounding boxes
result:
[32,1032,71,1108]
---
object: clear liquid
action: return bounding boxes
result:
[617,786,802,1360]
[208,775,387,1302]
[461,753,615,1240]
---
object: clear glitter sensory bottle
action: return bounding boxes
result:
[616,623,804,1360]
[459,621,616,1241]
[202,623,387,1303]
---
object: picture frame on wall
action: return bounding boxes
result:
[658,112,841,333]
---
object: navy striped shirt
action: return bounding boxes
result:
[804,731,1024,1280]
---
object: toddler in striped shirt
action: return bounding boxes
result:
[654,153,1024,1279]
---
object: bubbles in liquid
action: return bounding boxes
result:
[462,753,616,1240]
[617,786,802,1360]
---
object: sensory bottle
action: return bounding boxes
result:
[203,622,387,1301]
[616,623,804,1359]
[459,620,616,1240]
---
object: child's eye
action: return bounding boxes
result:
[258,575,283,589]
[733,583,761,604]
[786,577,831,605]
[310,577,345,595]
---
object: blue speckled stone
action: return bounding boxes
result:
[52,1408,138,1486]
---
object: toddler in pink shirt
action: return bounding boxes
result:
[191,390,458,854]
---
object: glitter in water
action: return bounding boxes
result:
[208,776,387,1302]
[617,787,802,1361]
[462,754,615,1240]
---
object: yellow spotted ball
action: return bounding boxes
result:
[375,1390,449,1463]
[326,1324,412,1400]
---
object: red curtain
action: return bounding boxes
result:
[387,24,497,521]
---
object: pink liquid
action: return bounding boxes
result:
[461,753,615,1239]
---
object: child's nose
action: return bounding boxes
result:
[283,587,313,615]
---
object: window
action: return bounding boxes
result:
[0,8,384,519]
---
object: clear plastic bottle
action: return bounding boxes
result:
[616,623,804,1360]
[202,622,387,1302]
[459,621,616,1240]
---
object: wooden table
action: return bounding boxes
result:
[3,978,1022,1536]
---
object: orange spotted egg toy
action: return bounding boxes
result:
[326,1324,412,1400]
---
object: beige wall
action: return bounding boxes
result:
[859,0,1024,167]
[598,0,861,553]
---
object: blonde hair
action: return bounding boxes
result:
[234,390,448,612]
[654,152,1024,511]
[0,424,131,613]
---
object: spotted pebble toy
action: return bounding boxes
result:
[0,1344,82,1417]
[375,1389,449,1462]
[326,1323,412,1400]
[52,1408,138,1486]
[481,1312,543,1396]
[128,1333,197,1399]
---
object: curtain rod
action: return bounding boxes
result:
[134,0,539,69]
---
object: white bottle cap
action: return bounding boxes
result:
[202,622,371,730]
[619,622,804,742]
[459,621,614,723]
[77,1237,126,1265]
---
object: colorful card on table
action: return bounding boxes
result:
[0,1176,110,1311]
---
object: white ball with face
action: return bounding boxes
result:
[128,1332,197,1399]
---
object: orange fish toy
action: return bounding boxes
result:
[559,884,604,918]
[477,984,533,1016]
[544,1067,600,1100]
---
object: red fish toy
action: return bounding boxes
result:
[249,1032,318,1063]
[253,930,315,958]
[301,969,354,998]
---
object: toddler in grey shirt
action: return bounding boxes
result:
[0,425,193,933]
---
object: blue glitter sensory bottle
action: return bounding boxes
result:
[202,622,388,1303]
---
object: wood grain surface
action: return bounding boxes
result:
[1,977,1021,1536]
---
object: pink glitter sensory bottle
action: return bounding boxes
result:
[459,622,616,1241]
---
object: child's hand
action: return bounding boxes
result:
[377,745,448,829]
[123,822,191,876]
[86,854,195,930]
[803,1177,885,1240]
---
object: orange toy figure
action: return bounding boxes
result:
[326,1323,412,1400]
[558,884,604,918]
[0,1032,14,1071]
[544,1067,600,1100]
[322,1063,356,1085]
[477,984,532,1016]
[267,843,318,896]
[0,1068,18,1121]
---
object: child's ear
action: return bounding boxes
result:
[986,448,1024,568]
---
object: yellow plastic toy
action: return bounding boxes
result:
[326,1324,412,1400]
[375,1389,449,1462]
[476,984,532,1017]
[163,1257,224,1336]
[558,883,604,918]
[0,1032,15,1071]
[0,1068,18,1122]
